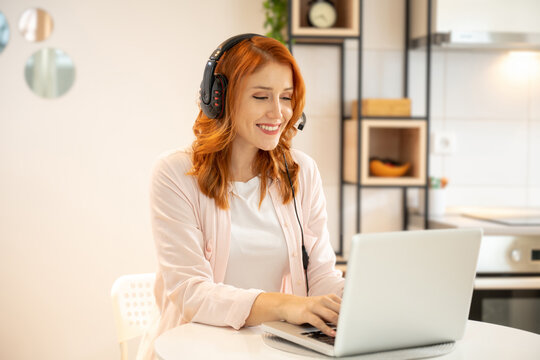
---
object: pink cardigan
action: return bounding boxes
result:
[137,148,344,360]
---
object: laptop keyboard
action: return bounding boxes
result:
[301,330,336,346]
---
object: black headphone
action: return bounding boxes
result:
[200,34,310,293]
[199,33,307,131]
[200,33,260,119]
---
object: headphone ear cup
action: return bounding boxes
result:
[202,74,228,119]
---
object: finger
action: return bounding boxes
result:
[328,293,342,304]
[308,314,336,337]
[313,306,339,326]
[322,296,341,314]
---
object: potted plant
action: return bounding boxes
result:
[263,0,288,44]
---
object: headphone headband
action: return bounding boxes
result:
[210,33,261,61]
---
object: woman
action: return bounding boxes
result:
[137,34,344,360]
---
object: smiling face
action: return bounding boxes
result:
[232,61,294,158]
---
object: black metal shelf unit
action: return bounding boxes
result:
[286,0,432,258]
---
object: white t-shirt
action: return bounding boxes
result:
[224,176,289,292]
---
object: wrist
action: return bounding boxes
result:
[275,293,294,321]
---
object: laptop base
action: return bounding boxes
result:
[262,333,456,359]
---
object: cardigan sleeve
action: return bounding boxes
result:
[150,151,263,330]
[294,151,345,297]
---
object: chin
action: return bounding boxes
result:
[258,140,280,152]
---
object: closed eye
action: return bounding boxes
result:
[253,96,268,100]
[281,96,292,101]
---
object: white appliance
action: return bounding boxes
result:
[470,235,540,334]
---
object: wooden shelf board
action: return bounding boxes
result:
[361,116,428,120]
[342,181,427,188]
[292,27,360,37]
[361,177,427,186]
[292,37,347,45]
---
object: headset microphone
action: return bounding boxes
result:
[297,112,307,131]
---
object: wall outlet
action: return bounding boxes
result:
[431,131,456,155]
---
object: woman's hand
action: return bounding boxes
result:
[245,293,341,337]
[279,294,341,336]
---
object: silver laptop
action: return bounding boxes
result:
[262,228,482,358]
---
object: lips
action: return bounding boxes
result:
[256,123,281,135]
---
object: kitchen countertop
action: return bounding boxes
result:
[409,207,540,236]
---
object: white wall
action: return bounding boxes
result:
[0,1,264,359]
[1,0,539,359]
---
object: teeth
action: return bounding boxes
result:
[258,124,279,131]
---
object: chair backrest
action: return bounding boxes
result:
[111,273,158,346]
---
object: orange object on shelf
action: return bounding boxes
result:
[370,160,411,177]
[441,177,448,188]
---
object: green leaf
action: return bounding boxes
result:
[261,0,288,44]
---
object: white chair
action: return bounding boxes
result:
[111,273,158,360]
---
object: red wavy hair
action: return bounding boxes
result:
[188,36,306,209]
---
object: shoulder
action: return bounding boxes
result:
[290,148,318,175]
[153,147,193,173]
[289,148,322,191]
[289,149,323,203]
[290,148,315,166]
[151,147,197,191]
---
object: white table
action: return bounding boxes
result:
[155,320,540,359]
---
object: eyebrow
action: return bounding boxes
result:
[251,86,293,91]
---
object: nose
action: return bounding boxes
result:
[267,97,282,120]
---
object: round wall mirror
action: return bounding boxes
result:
[24,48,76,99]
[19,8,54,42]
[0,11,9,53]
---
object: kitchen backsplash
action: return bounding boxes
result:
[409,49,540,208]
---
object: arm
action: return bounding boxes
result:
[150,153,263,329]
